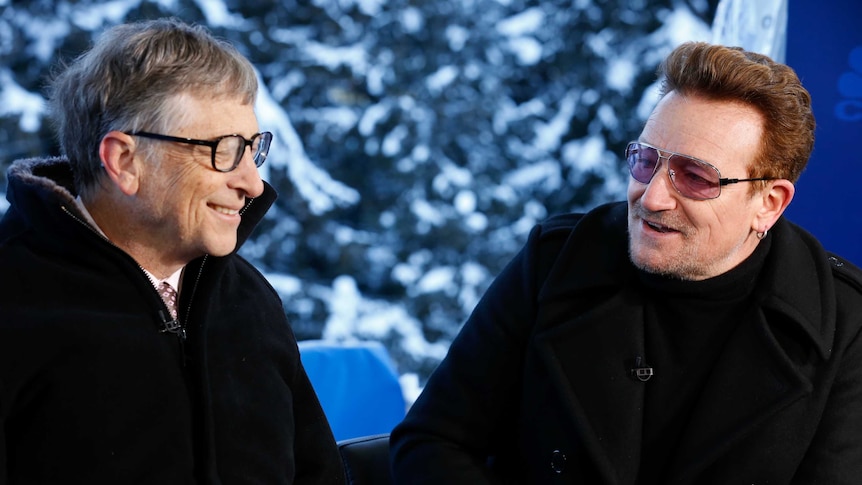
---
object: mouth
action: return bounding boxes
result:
[209,204,241,216]
[643,219,678,234]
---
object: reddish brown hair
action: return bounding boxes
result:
[658,42,815,185]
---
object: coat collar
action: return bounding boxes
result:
[532,202,836,483]
[537,202,834,360]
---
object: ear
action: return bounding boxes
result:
[99,131,141,196]
[752,179,795,234]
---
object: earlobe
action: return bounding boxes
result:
[99,131,140,196]
[753,180,795,234]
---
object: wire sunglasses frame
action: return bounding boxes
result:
[625,141,775,200]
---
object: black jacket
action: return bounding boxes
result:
[391,201,862,484]
[0,158,345,484]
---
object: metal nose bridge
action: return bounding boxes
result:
[640,150,689,202]
[648,150,677,185]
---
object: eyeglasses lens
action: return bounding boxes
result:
[253,133,271,167]
[213,133,272,171]
[627,143,659,184]
[214,135,243,171]
[626,143,722,200]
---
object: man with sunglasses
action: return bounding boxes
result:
[0,19,344,483]
[392,42,862,483]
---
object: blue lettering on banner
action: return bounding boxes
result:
[836,45,862,122]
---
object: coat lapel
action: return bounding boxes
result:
[529,202,644,484]
[533,288,648,485]
[665,308,813,483]
[665,220,836,482]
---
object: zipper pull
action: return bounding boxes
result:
[158,309,186,340]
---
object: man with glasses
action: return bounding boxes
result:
[392,42,862,483]
[0,19,344,483]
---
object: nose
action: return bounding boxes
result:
[229,148,265,198]
[638,158,678,211]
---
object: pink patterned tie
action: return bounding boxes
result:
[158,281,178,321]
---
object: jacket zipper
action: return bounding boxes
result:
[63,195,253,362]
[183,254,207,333]
[61,205,189,355]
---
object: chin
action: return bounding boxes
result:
[630,250,694,280]
[204,239,238,257]
[209,247,237,257]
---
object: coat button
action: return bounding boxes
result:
[550,449,566,474]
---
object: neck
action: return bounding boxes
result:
[83,193,188,280]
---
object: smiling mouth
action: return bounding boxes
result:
[645,220,676,233]
[211,204,240,216]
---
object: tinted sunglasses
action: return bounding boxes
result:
[626,141,774,200]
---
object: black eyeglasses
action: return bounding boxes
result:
[126,131,273,173]
[626,141,774,200]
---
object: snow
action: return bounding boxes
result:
[495,7,545,37]
[254,74,361,214]
[0,70,44,133]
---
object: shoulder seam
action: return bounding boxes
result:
[828,254,862,295]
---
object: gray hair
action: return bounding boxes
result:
[47,18,259,197]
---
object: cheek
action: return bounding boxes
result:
[700,207,743,241]
[626,181,643,203]
[164,163,198,187]
[157,175,204,224]
[166,167,211,204]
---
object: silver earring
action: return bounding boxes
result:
[756,230,768,240]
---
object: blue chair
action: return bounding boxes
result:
[298,340,406,442]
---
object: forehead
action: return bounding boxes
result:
[640,92,764,173]
[164,92,259,137]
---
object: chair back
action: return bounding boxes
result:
[299,340,406,441]
[337,434,393,485]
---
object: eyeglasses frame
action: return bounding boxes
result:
[626,141,775,200]
[125,131,273,173]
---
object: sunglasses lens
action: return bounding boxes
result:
[626,142,722,200]
[668,156,721,200]
[627,143,658,184]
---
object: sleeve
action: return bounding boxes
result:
[390,223,551,484]
[791,284,862,483]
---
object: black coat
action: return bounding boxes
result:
[0,158,345,484]
[391,202,862,484]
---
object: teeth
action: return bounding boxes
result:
[214,206,239,216]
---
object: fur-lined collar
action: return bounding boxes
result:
[7,157,88,219]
